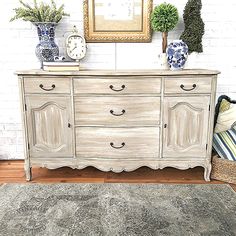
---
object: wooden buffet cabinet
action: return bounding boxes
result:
[17,69,219,181]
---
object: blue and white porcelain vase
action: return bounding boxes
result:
[166,40,188,70]
[34,23,59,65]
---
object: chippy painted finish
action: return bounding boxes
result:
[17,69,220,181]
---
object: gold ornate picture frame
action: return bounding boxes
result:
[83,0,153,42]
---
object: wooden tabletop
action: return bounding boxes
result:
[16,69,220,76]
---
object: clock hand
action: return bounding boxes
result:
[71,43,78,52]
[71,46,77,52]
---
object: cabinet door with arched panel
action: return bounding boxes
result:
[163,96,210,158]
[26,96,73,158]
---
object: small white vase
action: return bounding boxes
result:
[158,53,169,69]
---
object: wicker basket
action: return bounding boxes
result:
[211,155,236,184]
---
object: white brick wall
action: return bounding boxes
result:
[0,0,235,159]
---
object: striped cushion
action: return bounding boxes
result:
[213,124,236,161]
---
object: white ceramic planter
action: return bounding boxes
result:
[159,53,169,69]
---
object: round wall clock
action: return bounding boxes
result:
[66,26,87,62]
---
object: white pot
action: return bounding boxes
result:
[158,53,169,69]
[184,52,198,69]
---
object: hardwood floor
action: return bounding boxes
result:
[0,160,235,192]
[0,160,226,184]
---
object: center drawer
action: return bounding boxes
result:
[74,77,161,94]
[76,127,159,159]
[74,97,160,126]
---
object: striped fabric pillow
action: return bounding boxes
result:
[213,123,236,161]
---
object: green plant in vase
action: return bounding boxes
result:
[151,3,179,68]
[10,0,70,64]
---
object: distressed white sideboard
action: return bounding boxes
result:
[16,69,220,181]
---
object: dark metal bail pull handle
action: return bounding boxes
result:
[180,84,196,91]
[39,84,56,91]
[109,85,125,92]
[164,124,167,128]
[110,109,126,116]
[110,142,125,149]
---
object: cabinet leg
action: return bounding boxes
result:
[204,164,212,182]
[24,162,32,181]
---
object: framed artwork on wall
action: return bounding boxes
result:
[83,0,153,42]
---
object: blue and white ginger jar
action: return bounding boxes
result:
[166,40,188,70]
[34,22,59,64]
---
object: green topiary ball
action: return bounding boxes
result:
[151,3,179,32]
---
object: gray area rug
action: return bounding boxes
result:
[0,184,236,236]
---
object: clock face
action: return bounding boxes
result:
[66,35,86,60]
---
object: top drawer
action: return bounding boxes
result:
[74,77,161,94]
[164,77,212,94]
[24,77,71,94]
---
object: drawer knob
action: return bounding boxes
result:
[109,85,125,92]
[39,84,56,91]
[110,109,126,116]
[180,84,196,91]
[110,142,125,149]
